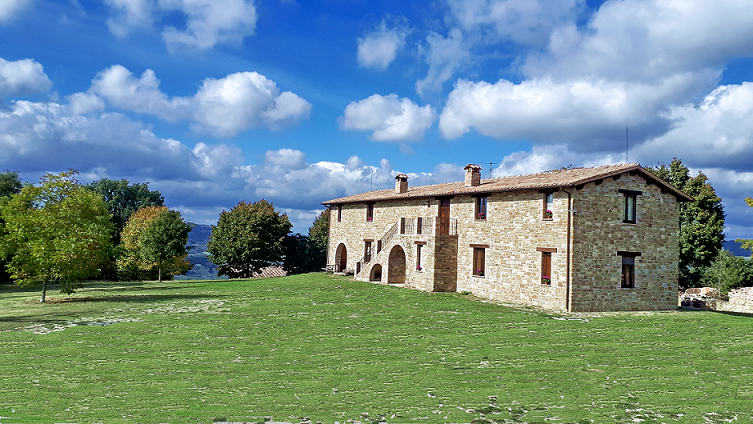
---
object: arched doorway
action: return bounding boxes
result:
[370,264,382,282]
[335,243,347,272]
[387,245,406,284]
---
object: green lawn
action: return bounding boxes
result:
[0,274,751,424]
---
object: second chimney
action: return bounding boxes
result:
[464,164,481,187]
[395,174,409,194]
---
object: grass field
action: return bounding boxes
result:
[1,273,751,424]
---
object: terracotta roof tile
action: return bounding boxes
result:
[322,163,691,204]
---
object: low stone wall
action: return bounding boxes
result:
[679,287,753,314]
[718,287,753,314]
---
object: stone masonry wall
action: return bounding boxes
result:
[327,198,440,283]
[454,191,569,311]
[569,174,680,312]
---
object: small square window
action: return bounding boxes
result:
[543,193,553,219]
[541,252,551,285]
[473,247,485,276]
[475,196,487,220]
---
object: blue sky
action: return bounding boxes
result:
[1,0,752,240]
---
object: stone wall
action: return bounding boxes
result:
[570,174,680,312]
[722,287,753,313]
[681,287,753,314]
[454,190,569,311]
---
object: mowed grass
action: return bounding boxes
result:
[0,274,751,424]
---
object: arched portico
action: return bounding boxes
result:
[335,243,347,272]
[387,245,406,284]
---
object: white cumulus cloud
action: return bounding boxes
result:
[438,75,706,148]
[0,58,53,97]
[104,0,155,37]
[357,20,409,70]
[103,0,257,51]
[341,94,435,141]
[84,65,310,137]
[446,0,583,47]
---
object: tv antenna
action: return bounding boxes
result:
[625,126,629,164]
[483,162,497,179]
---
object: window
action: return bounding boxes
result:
[416,243,423,271]
[536,247,556,284]
[618,251,640,288]
[543,192,554,219]
[624,194,636,223]
[619,190,642,224]
[337,205,342,222]
[364,241,372,263]
[541,252,552,285]
[473,247,485,276]
[475,196,487,220]
[366,203,374,222]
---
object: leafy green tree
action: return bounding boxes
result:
[0,170,24,282]
[701,250,753,294]
[208,200,292,278]
[0,170,23,198]
[735,197,753,256]
[86,178,164,244]
[308,209,329,263]
[282,211,330,275]
[140,210,193,282]
[648,158,725,287]
[117,206,192,282]
[282,233,313,275]
[0,170,113,302]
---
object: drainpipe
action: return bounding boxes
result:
[325,206,331,270]
[562,189,573,312]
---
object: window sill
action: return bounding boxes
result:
[475,218,487,222]
[542,218,553,221]
[622,220,636,225]
[472,275,485,278]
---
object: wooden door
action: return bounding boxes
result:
[438,199,451,235]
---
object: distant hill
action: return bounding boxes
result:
[723,240,751,257]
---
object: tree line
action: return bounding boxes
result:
[0,170,328,302]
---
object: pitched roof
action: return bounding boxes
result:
[322,163,692,205]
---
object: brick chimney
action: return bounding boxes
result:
[464,164,481,187]
[395,174,409,194]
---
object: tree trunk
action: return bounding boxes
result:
[158,261,162,283]
[40,280,48,303]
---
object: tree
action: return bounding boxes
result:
[648,158,725,287]
[117,206,192,282]
[0,170,113,302]
[308,209,329,266]
[0,170,24,282]
[86,178,164,244]
[282,233,313,275]
[140,210,193,282]
[0,170,23,198]
[700,250,753,294]
[735,197,753,256]
[208,200,292,278]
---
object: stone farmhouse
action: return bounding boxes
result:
[322,163,692,312]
